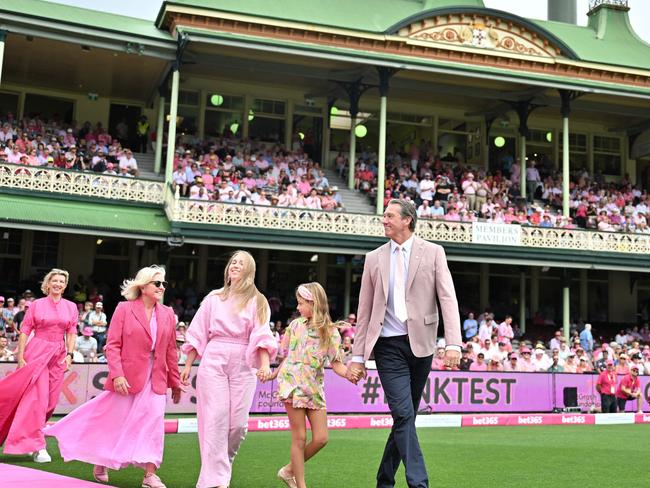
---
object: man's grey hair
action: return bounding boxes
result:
[387,199,417,232]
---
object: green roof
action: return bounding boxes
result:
[159,0,486,33]
[1,0,174,43]
[180,26,650,98]
[533,8,650,70]
[0,194,171,236]
[164,1,650,71]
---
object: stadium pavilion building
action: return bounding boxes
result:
[0,0,649,338]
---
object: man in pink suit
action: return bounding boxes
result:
[348,199,462,488]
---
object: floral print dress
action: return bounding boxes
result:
[277,317,342,410]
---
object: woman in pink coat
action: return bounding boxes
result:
[46,265,182,488]
[0,268,77,463]
[180,250,278,488]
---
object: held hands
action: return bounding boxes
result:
[443,349,461,369]
[256,365,276,383]
[346,362,366,384]
[113,376,131,396]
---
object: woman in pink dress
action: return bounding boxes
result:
[45,265,182,488]
[0,268,77,463]
[180,250,277,488]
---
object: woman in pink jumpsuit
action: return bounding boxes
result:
[181,250,277,488]
[0,268,77,463]
[45,265,182,488]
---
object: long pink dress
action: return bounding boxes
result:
[45,313,167,469]
[0,296,77,455]
[183,293,277,488]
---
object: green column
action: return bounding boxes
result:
[376,95,387,215]
[348,115,357,190]
[165,69,180,185]
[154,96,165,175]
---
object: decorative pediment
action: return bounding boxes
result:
[398,14,564,59]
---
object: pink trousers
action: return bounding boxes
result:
[1,336,66,455]
[195,339,257,488]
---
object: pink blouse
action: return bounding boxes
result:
[21,296,77,341]
[183,292,277,368]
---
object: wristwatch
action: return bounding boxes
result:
[67,352,74,359]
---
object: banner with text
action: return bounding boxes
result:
[471,222,522,246]
[1,364,648,414]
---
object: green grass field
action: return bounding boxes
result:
[2,425,646,487]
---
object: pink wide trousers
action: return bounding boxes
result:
[195,339,257,488]
[0,335,66,455]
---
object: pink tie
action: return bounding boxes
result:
[394,246,408,322]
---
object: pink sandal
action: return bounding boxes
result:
[92,465,109,483]
[142,473,167,488]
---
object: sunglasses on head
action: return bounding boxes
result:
[149,280,168,288]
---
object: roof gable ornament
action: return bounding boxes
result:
[399,13,564,59]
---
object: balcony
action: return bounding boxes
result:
[0,163,164,205]
[165,192,650,257]
[1,163,649,259]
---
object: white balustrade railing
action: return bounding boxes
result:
[3,166,649,255]
[0,163,164,204]
[166,196,650,255]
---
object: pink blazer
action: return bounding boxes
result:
[104,298,181,395]
[353,236,462,360]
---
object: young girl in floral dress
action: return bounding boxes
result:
[268,282,348,488]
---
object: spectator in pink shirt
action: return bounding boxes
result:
[487,356,503,372]
[517,347,536,372]
[242,170,257,190]
[469,352,488,371]
[616,354,630,375]
[497,315,514,349]
[297,175,312,195]
[563,353,578,373]
[431,347,446,370]
[503,352,519,372]
[305,189,322,210]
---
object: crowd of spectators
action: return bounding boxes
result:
[1,113,347,211]
[169,137,343,211]
[0,114,140,176]
[337,139,650,234]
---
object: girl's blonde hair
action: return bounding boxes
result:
[208,250,269,326]
[40,268,69,295]
[121,265,166,301]
[296,282,340,348]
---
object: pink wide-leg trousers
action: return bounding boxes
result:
[195,339,257,488]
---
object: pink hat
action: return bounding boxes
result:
[520,347,531,354]
[0,296,4,301]
[82,327,94,337]
[606,359,614,365]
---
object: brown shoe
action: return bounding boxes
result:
[277,466,297,488]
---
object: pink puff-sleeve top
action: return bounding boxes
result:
[21,296,78,340]
[183,292,277,369]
